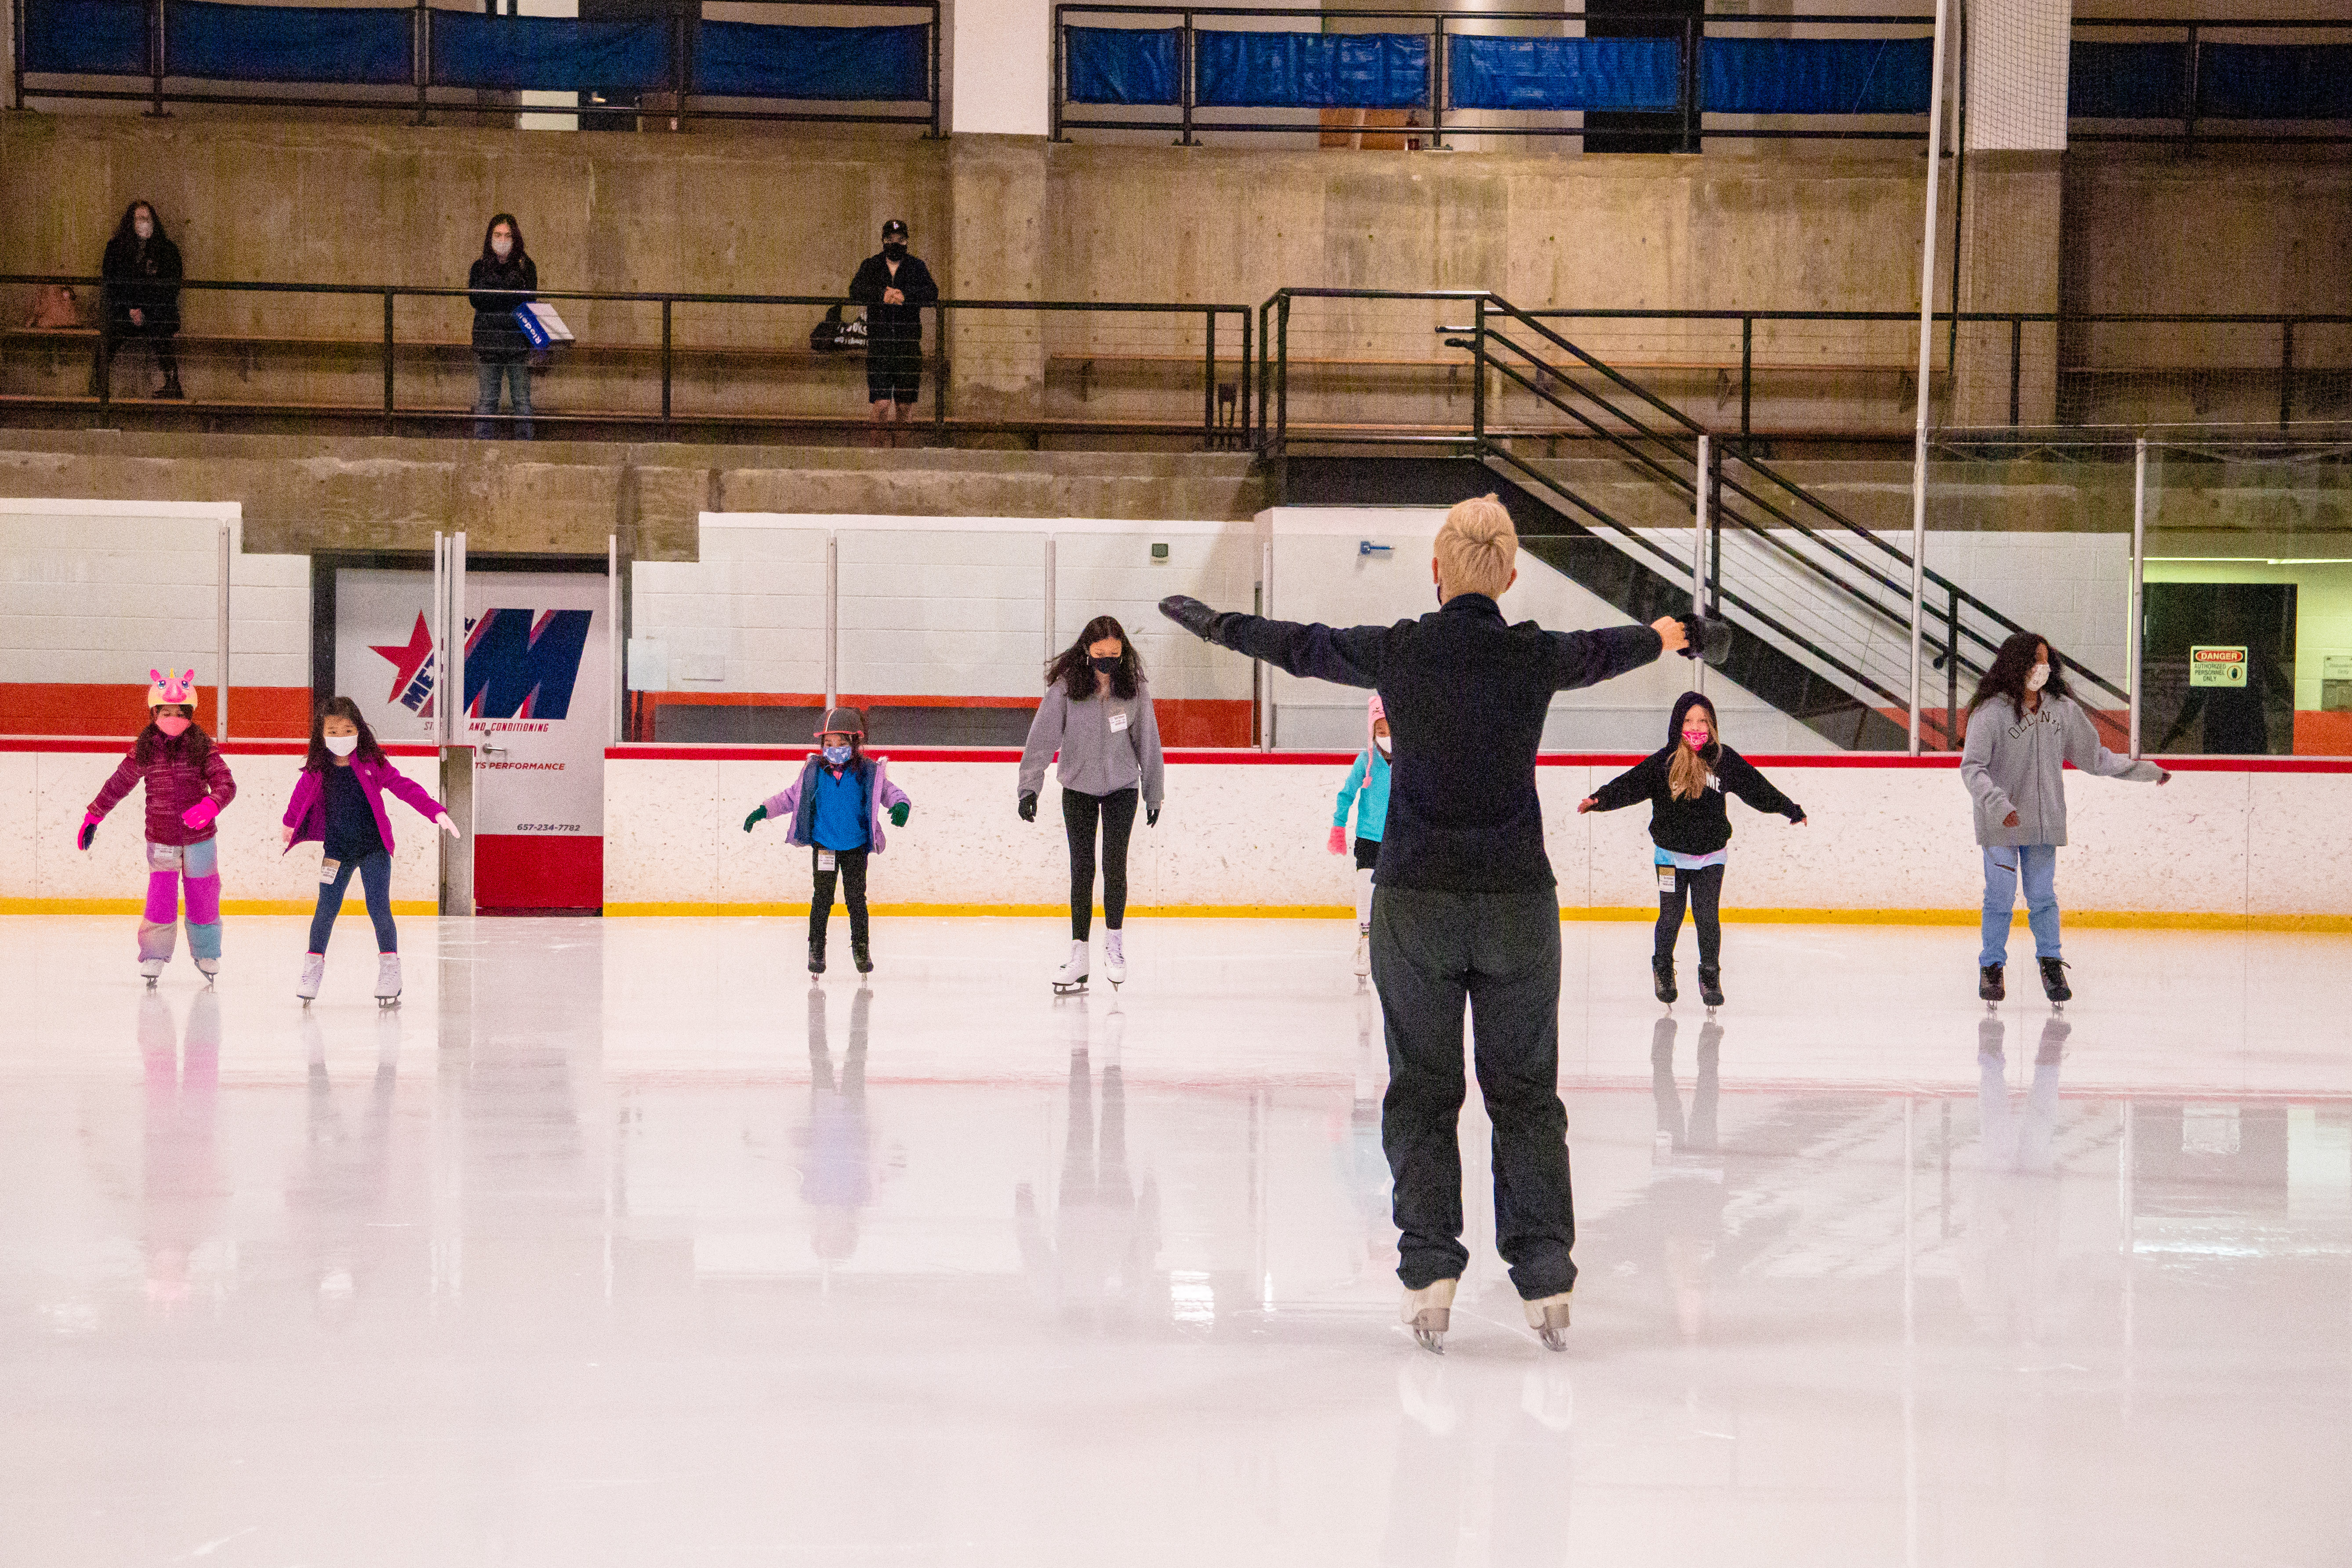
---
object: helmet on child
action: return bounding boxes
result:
[146,667,196,710]
[816,706,866,741]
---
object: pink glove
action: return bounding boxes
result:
[180,798,221,831]
[77,812,100,851]
[1327,824,1347,855]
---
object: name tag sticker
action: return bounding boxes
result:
[1657,865,1679,893]
[152,844,183,871]
[319,857,340,884]
[817,850,836,872]
[1109,711,1129,733]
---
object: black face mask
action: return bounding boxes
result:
[1090,655,1119,675]
[884,243,907,261]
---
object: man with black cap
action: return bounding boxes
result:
[1161,495,1719,1355]
[848,218,938,444]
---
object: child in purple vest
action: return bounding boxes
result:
[744,705,913,978]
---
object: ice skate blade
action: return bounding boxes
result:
[1528,1302,1572,1351]
[377,995,401,1009]
[1051,980,1089,996]
[1412,1328,1445,1354]
[1407,1307,1449,1355]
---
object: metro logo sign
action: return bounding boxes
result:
[2189,645,2249,689]
[370,607,595,719]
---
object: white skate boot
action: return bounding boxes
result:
[1402,1278,1458,1354]
[1353,928,1371,978]
[139,958,167,988]
[1523,1289,1573,1351]
[375,952,402,1007]
[297,953,325,1004]
[1103,929,1127,990]
[194,957,219,984]
[1052,940,1089,996]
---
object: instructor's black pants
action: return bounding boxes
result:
[1371,883,1575,1299]
[1655,863,1724,966]
[1061,785,1137,940]
[810,846,869,953]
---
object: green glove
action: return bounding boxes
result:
[743,804,767,833]
[889,802,911,828]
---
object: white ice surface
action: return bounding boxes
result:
[2,914,2348,1566]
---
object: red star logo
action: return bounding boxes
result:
[370,612,436,713]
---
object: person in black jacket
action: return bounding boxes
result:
[468,214,537,440]
[847,218,937,446]
[95,200,184,400]
[1579,690,1806,1010]
[1161,495,1693,1353]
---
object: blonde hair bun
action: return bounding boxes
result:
[1434,495,1518,600]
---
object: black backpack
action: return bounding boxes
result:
[809,305,867,354]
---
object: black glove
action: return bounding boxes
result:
[1675,613,1734,667]
[1146,805,1160,828]
[1159,595,1224,644]
[1018,792,1038,823]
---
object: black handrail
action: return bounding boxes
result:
[11,0,944,131]
[4,273,1253,447]
[1054,5,2352,149]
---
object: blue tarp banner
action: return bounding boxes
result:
[431,12,670,93]
[2067,41,2186,119]
[1196,31,1428,110]
[1700,37,1931,115]
[1066,25,1180,106]
[1447,36,1678,112]
[167,0,412,85]
[23,0,149,75]
[695,21,927,101]
[2197,43,2352,120]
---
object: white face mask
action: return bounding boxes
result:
[2025,662,2050,692]
[134,217,154,240]
[490,236,513,260]
[324,733,359,757]
[1374,737,1391,759]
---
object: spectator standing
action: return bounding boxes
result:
[468,214,537,439]
[848,218,937,446]
[96,200,184,400]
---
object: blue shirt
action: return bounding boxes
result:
[810,765,870,852]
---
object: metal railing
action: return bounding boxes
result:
[11,0,944,131]
[1254,286,2138,749]
[0,274,1254,446]
[2072,17,2352,150]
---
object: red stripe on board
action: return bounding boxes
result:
[0,683,316,738]
[3,735,438,756]
[474,834,604,912]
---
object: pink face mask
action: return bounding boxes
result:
[154,715,192,736]
[1680,728,1711,749]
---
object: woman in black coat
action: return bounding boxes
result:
[96,199,184,399]
[468,213,537,439]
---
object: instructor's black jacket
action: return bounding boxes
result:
[1206,594,1661,893]
[1586,691,1805,856]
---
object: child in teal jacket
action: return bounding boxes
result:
[1326,693,1392,977]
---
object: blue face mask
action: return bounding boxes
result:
[822,744,852,766]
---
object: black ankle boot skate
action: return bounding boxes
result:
[808,938,826,976]
[1696,964,1724,1009]
[1979,963,2005,1002]
[1652,956,1677,1005]
[852,941,872,975]
[2037,957,2071,1003]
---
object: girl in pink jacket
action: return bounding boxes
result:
[280,697,459,1006]
[81,668,237,985]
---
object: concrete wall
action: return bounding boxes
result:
[604,749,2352,922]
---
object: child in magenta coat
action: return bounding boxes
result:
[81,667,237,985]
[743,705,912,978]
[280,697,459,1006]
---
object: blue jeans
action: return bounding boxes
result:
[473,358,532,439]
[309,849,397,955]
[1979,844,2060,966]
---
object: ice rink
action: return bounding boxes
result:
[3,912,2349,1566]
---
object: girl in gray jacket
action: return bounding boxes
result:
[1960,631,2169,1006]
[1019,615,1165,994]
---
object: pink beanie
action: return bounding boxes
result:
[145,668,196,708]
[1366,691,1386,754]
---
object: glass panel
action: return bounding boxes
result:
[2142,438,2352,758]
[836,527,1046,747]
[627,521,829,744]
[1050,528,1259,748]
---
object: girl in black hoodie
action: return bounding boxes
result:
[1579,691,1806,1009]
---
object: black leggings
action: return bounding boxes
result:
[1061,786,1138,940]
[810,847,869,951]
[1655,863,1724,967]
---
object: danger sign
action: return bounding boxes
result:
[2189,645,2248,688]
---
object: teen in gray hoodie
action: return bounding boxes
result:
[1019,615,1165,992]
[1960,630,2169,1005]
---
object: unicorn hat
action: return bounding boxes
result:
[146,668,197,708]
[1367,690,1387,753]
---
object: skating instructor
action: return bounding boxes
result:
[1161,496,1690,1351]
